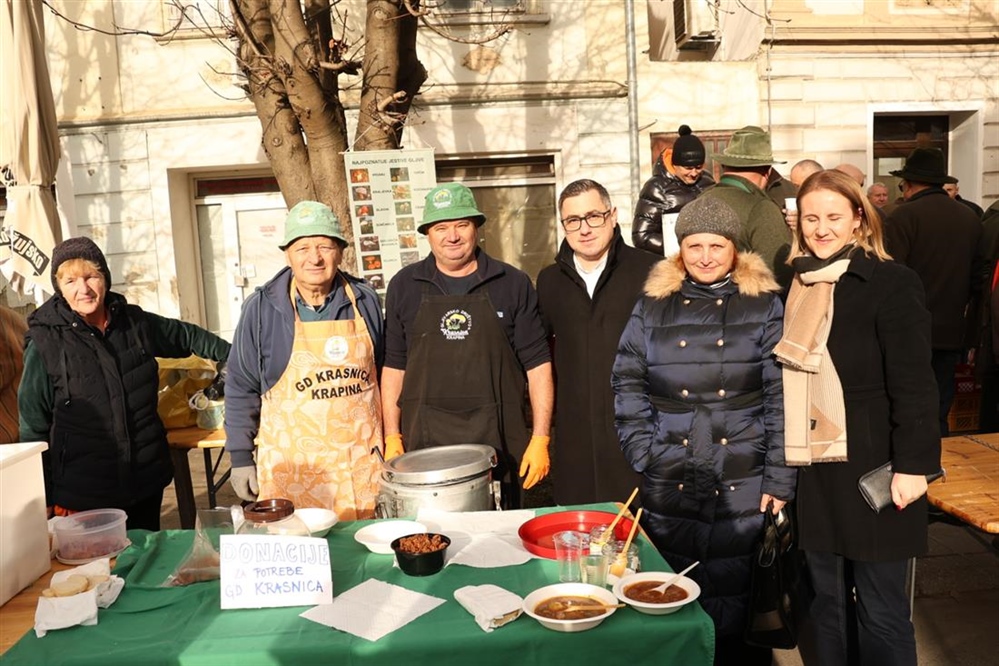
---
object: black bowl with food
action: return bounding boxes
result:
[390,532,451,576]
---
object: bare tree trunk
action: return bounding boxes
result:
[232,0,316,205]
[355,0,427,150]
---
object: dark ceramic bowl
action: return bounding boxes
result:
[390,533,451,576]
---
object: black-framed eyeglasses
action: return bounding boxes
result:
[562,210,612,232]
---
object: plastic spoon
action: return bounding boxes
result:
[650,560,700,596]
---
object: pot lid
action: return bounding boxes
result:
[382,444,497,485]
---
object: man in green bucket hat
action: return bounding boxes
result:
[381,183,554,509]
[698,125,793,288]
[224,200,386,521]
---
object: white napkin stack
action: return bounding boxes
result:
[34,559,125,637]
[453,584,523,632]
[300,579,445,641]
[415,509,537,568]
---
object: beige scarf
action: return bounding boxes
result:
[775,259,851,465]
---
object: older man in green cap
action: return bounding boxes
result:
[381,183,554,509]
[225,200,386,521]
[699,125,793,288]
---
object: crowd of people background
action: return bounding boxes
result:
[0,122,996,666]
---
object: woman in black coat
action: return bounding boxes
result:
[613,197,795,665]
[780,170,940,666]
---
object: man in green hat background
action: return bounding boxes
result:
[225,200,387,521]
[886,148,983,436]
[698,125,793,288]
[381,183,554,508]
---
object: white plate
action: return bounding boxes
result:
[522,583,618,633]
[294,508,338,537]
[55,539,131,565]
[612,571,701,615]
[354,520,427,554]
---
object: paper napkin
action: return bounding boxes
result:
[300,579,445,641]
[453,584,523,632]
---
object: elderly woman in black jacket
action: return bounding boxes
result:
[781,170,940,666]
[18,237,230,531]
[613,197,795,665]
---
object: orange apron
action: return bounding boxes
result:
[255,277,382,520]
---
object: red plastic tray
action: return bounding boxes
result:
[518,510,636,560]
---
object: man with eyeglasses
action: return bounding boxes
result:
[537,179,660,505]
[633,125,714,256]
[225,201,386,520]
[697,125,793,289]
[381,183,554,509]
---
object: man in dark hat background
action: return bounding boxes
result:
[632,124,714,256]
[697,125,793,288]
[886,147,984,436]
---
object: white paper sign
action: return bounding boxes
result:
[219,535,333,609]
[662,212,680,257]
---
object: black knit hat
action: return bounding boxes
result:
[671,125,706,167]
[50,237,112,292]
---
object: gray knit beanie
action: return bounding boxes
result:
[674,196,742,243]
[50,237,112,292]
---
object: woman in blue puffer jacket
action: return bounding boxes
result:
[613,196,796,665]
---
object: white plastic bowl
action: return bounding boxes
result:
[612,571,701,616]
[294,508,338,537]
[354,520,427,555]
[522,583,619,633]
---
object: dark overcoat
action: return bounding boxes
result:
[886,187,983,350]
[536,230,660,504]
[796,254,941,561]
[612,253,795,637]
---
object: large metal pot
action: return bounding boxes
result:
[376,445,498,518]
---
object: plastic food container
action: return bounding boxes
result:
[390,533,450,576]
[0,442,51,605]
[54,508,129,564]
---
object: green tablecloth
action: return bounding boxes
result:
[3,503,714,666]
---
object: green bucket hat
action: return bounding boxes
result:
[418,183,487,234]
[279,201,347,249]
[713,125,786,167]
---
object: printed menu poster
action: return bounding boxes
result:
[343,149,437,298]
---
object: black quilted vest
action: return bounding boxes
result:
[26,293,171,509]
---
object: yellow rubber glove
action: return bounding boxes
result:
[519,435,551,490]
[384,433,405,461]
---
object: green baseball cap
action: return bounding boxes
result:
[279,201,347,249]
[418,183,487,234]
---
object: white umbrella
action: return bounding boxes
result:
[0,0,63,304]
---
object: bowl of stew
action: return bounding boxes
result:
[612,571,701,616]
[522,583,619,632]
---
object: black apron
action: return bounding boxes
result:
[400,287,531,507]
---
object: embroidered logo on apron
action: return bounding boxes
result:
[323,335,350,363]
[440,309,473,340]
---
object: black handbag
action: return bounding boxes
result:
[857,462,945,513]
[744,506,802,650]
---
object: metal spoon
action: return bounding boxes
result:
[649,560,700,596]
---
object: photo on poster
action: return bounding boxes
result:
[360,235,381,252]
[350,168,370,183]
[391,167,410,182]
[367,274,385,290]
[362,254,383,271]
[400,250,421,267]
[395,201,412,216]
[392,184,411,200]
[352,185,372,201]
[399,233,418,249]
[355,204,373,218]
[396,217,415,232]
[359,218,375,235]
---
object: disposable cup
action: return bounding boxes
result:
[553,530,589,583]
[580,553,609,587]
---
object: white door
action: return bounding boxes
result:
[196,193,288,340]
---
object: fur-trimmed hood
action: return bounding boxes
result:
[643,251,779,299]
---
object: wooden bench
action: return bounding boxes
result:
[165,426,228,529]
[927,433,999,534]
